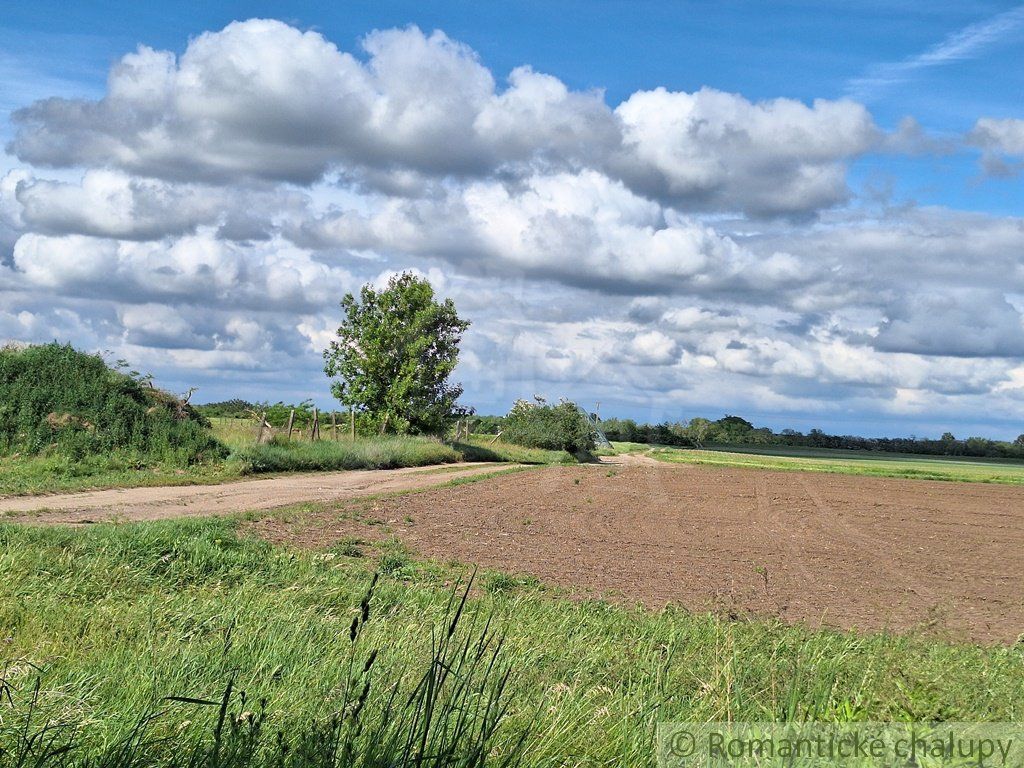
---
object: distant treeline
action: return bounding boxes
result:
[474,411,1024,460]
[193,399,256,418]
[599,414,1024,459]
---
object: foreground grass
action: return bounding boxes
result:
[626,443,1024,484]
[2,517,1022,766]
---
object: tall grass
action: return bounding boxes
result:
[231,437,463,473]
[453,438,575,466]
[1,571,527,767]
[227,433,575,475]
[1,519,1021,766]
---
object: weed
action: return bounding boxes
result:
[377,540,413,578]
[483,572,539,596]
[483,572,521,594]
[333,538,366,558]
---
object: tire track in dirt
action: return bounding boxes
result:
[796,476,1011,636]
[752,473,839,623]
[797,475,943,601]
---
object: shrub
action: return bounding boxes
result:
[0,343,226,465]
[259,399,316,428]
[502,398,596,454]
[471,414,505,435]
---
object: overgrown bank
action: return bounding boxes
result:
[0,343,225,465]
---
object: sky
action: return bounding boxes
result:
[1,1,1023,438]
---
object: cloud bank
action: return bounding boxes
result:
[3,19,1024,435]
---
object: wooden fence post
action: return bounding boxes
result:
[331,411,338,440]
[350,405,355,441]
[255,411,270,445]
[286,409,295,442]
[311,407,320,441]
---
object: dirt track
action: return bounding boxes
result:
[252,459,1024,643]
[0,463,511,524]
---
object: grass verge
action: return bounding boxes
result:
[1,517,1022,765]
[0,433,571,498]
[0,452,240,497]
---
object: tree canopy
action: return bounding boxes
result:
[323,273,470,435]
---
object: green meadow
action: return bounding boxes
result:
[623,443,1024,485]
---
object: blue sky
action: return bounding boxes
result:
[1,2,1023,437]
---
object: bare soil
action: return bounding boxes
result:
[252,457,1024,644]
[0,463,510,524]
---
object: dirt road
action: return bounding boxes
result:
[0,462,512,525]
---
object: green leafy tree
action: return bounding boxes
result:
[259,399,315,428]
[1015,434,1024,448]
[323,273,471,435]
[684,417,714,448]
[714,414,755,442]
